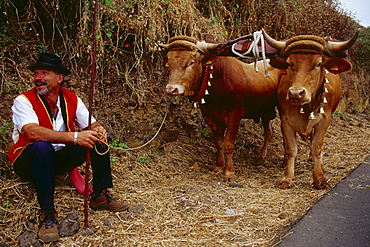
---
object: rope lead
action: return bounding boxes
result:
[94,113,168,155]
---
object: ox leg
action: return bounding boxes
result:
[203,116,226,174]
[279,122,298,189]
[307,130,315,162]
[257,118,273,162]
[213,133,226,174]
[311,122,331,189]
[223,110,244,182]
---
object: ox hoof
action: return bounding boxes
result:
[313,180,331,190]
[277,181,293,189]
[256,155,265,164]
[213,166,224,174]
[225,172,236,182]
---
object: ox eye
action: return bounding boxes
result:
[316,62,322,67]
[188,60,195,66]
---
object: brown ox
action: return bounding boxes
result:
[262,29,359,189]
[159,36,282,181]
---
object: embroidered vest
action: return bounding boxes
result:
[8,88,78,163]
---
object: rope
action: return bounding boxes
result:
[231,30,270,77]
[94,113,167,155]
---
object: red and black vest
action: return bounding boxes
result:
[8,87,78,163]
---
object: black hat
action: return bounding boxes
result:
[27,53,70,76]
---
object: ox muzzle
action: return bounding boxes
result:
[166,84,185,96]
[288,87,310,105]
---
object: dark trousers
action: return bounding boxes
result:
[13,141,113,211]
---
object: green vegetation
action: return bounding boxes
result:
[2,200,11,208]
[139,156,149,163]
[0,122,12,138]
[110,157,117,165]
[110,138,129,149]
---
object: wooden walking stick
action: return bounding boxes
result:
[84,0,99,228]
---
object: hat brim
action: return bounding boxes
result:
[27,65,71,76]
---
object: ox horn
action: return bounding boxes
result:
[326,28,360,53]
[158,44,170,50]
[196,41,222,54]
[262,28,286,51]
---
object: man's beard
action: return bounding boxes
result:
[37,87,49,95]
[35,80,49,95]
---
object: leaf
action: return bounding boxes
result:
[105,0,113,6]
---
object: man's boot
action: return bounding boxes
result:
[38,211,60,242]
[89,190,129,212]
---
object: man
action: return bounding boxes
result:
[7,53,128,243]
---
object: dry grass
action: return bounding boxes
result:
[1,111,369,246]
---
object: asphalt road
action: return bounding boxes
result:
[276,156,370,247]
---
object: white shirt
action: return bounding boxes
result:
[11,94,96,150]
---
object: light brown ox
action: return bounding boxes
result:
[262,29,360,189]
[159,36,282,182]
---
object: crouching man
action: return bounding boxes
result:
[8,53,128,242]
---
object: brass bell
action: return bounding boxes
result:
[324,87,329,93]
[323,97,328,103]
[319,107,325,114]
[309,112,316,120]
[300,108,305,114]
[201,98,206,104]
[193,102,198,108]
[205,90,209,95]
[208,81,212,87]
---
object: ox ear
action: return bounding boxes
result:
[323,57,352,74]
[269,57,289,69]
[163,56,169,68]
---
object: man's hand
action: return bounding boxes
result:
[91,122,107,144]
[75,130,101,149]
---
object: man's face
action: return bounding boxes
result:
[33,69,64,95]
